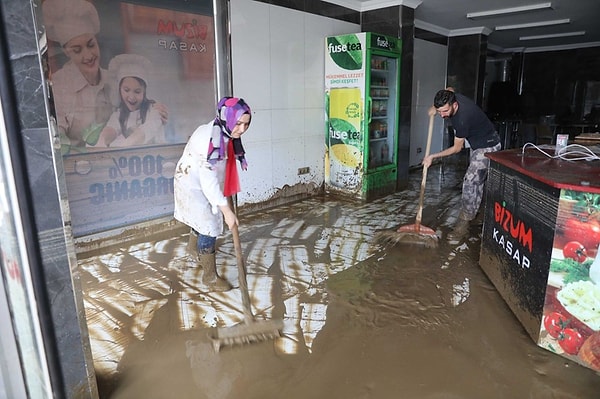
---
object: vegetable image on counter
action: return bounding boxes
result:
[540,281,598,364]
[540,190,600,371]
[555,191,600,257]
[559,218,600,257]
[563,241,588,263]
[551,257,592,284]
[543,311,571,338]
[543,259,600,368]
[559,328,585,355]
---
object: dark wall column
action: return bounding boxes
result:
[0,0,98,397]
[447,34,488,106]
[361,5,414,190]
[397,8,414,189]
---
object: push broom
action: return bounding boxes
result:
[378,113,439,248]
[210,197,283,352]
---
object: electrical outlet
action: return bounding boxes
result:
[298,167,310,175]
[417,147,422,153]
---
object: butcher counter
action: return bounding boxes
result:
[479,145,600,373]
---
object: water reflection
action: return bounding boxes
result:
[79,166,600,398]
[80,169,461,377]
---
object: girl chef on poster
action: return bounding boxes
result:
[93,54,165,148]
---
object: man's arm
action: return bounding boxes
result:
[423,137,465,167]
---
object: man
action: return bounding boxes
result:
[423,89,501,239]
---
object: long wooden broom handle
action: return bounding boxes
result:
[415,114,435,230]
[228,196,254,320]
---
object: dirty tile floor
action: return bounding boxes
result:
[77,160,600,398]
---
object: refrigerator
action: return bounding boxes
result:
[324,32,401,201]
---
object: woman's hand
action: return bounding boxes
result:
[220,205,239,231]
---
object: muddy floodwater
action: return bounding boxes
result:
[79,165,600,398]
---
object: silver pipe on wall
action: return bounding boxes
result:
[213,0,233,98]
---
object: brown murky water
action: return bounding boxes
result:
[81,165,600,399]
[105,244,600,398]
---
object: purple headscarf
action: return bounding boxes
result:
[209,97,252,170]
[215,97,252,135]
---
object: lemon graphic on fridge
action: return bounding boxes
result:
[328,87,362,189]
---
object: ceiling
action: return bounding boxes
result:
[329,0,600,53]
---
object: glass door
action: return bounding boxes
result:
[0,36,54,397]
[367,54,398,170]
[0,101,53,399]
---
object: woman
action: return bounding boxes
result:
[43,0,113,152]
[95,54,165,147]
[174,97,251,291]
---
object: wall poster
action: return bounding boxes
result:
[42,0,216,236]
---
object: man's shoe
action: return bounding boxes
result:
[448,217,470,240]
[472,211,484,226]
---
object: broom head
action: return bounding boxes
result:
[377,223,439,248]
[209,318,283,352]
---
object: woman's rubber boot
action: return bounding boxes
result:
[187,229,198,257]
[199,253,232,292]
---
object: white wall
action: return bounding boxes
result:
[409,39,447,167]
[230,0,359,205]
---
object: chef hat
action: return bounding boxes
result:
[109,54,152,87]
[43,0,100,46]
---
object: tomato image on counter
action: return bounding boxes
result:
[558,328,585,355]
[541,311,587,356]
[562,241,587,263]
[556,216,600,256]
[543,311,571,339]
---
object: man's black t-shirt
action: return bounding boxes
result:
[450,93,499,150]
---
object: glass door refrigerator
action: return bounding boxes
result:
[324,32,401,201]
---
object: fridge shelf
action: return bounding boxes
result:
[370,137,388,142]
[372,115,387,119]
[372,96,388,100]
[371,85,388,88]
[371,58,388,70]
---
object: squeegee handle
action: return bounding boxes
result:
[228,196,254,320]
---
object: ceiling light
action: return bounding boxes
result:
[519,31,586,40]
[467,2,552,19]
[495,19,570,31]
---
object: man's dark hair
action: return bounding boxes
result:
[434,90,456,108]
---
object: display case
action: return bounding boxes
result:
[324,32,401,201]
